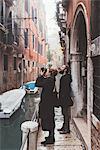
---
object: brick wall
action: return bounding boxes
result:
[92,124,100,150]
[67,0,91,30]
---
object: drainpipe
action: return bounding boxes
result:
[65,30,70,63]
[87,45,92,150]
[21,57,24,86]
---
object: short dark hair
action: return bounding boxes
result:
[65,65,70,74]
[49,69,58,76]
[44,68,47,74]
[41,67,45,72]
[41,67,47,75]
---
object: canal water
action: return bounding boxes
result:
[0,94,39,150]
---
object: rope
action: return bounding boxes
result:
[20,132,29,150]
[31,108,38,121]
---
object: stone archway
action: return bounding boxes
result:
[70,5,88,119]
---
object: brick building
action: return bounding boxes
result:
[57,0,100,149]
[0,0,47,93]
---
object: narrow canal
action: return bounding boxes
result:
[0,94,39,150]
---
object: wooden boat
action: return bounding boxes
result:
[22,81,38,94]
[0,89,26,118]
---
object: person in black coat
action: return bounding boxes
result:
[58,66,73,134]
[36,68,57,145]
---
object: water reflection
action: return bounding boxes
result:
[0,94,39,150]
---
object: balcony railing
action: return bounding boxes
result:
[56,1,66,34]
[0,24,6,50]
[0,20,20,47]
[0,29,20,48]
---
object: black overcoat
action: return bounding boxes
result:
[59,73,72,107]
[36,75,55,131]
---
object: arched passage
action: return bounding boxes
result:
[70,6,88,119]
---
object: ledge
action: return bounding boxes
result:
[73,118,89,150]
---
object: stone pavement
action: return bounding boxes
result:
[37,107,84,150]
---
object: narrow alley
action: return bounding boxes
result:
[0,0,100,150]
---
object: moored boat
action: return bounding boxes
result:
[0,89,26,118]
[22,81,38,94]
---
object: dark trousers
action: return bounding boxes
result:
[48,110,55,139]
[48,129,55,139]
[62,106,70,131]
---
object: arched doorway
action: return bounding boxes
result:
[70,6,88,120]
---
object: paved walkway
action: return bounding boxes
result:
[37,107,84,150]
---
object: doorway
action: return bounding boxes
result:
[71,8,88,119]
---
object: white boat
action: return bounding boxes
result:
[22,81,38,94]
[0,89,26,118]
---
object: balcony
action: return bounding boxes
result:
[56,1,66,33]
[0,24,19,52]
[58,30,66,52]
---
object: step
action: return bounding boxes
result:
[73,118,89,150]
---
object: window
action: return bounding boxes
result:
[38,42,40,54]
[24,29,28,48]
[0,1,3,24]
[32,62,34,67]
[33,34,34,49]
[35,8,37,24]
[35,37,38,51]
[59,56,60,61]
[40,44,43,55]
[3,55,8,71]
[6,12,13,45]
[38,43,43,55]
[14,21,19,45]
[28,61,30,67]
[25,0,29,14]
[13,57,17,70]
[39,19,43,34]
[23,60,25,68]
[32,7,34,22]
